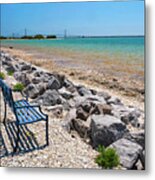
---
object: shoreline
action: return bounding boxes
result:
[1,46,144,111]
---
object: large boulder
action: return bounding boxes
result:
[97,91,111,101]
[107,96,123,105]
[71,118,91,139]
[110,138,143,169]
[125,130,145,149]
[91,104,112,115]
[34,89,62,106]
[14,72,31,86]
[23,83,45,99]
[58,87,74,100]
[54,74,65,87]
[47,76,61,90]
[90,115,128,148]
[63,79,76,93]
[76,86,92,96]
[18,62,32,71]
[4,62,16,72]
[111,105,141,127]
[76,106,89,121]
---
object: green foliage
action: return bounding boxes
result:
[34,34,44,39]
[13,83,25,92]
[21,35,33,39]
[46,35,57,39]
[0,36,7,39]
[95,145,120,169]
[0,72,5,79]
[7,70,14,76]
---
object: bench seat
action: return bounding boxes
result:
[14,100,47,125]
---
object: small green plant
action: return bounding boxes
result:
[13,83,25,92]
[95,145,120,169]
[0,72,5,79]
[7,70,14,76]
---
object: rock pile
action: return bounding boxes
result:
[0,51,145,170]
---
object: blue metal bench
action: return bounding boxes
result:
[0,79,49,152]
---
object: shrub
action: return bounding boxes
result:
[7,70,14,76]
[0,36,7,39]
[46,35,57,39]
[0,72,5,79]
[21,35,33,39]
[13,83,25,92]
[95,145,120,169]
[34,34,44,39]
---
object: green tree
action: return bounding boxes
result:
[46,35,57,39]
[21,35,33,39]
[34,34,44,39]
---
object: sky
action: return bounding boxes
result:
[1,1,145,37]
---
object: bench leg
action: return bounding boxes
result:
[14,124,20,153]
[46,118,49,146]
[3,102,7,124]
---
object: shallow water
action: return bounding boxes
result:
[1,36,144,76]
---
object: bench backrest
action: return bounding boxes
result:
[0,79,15,112]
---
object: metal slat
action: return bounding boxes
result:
[17,102,37,123]
[21,100,46,120]
[20,101,43,121]
[21,100,42,120]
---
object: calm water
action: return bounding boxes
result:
[1,37,144,72]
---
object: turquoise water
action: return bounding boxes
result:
[1,37,144,57]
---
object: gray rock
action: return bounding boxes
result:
[18,62,32,71]
[91,115,128,148]
[33,70,44,77]
[4,62,16,72]
[110,138,143,169]
[79,101,94,113]
[111,105,141,127]
[71,118,91,138]
[14,72,31,86]
[23,83,45,99]
[54,74,65,87]
[126,130,145,149]
[58,87,74,100]
[76,106,89,121]
[107,96,123,105]
[35,89,62,106]
[62,108,77,132]
[45,105,63,118]
[91,104,112,115]
[63,79,76,93]
[47,76,61,90]
[97,91,111,101]
[31,77,42,84]
[77,86,92,96]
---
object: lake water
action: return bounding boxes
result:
[1,36,144,75]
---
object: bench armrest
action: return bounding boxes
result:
[12,90,29,101]
[21,91,29,101]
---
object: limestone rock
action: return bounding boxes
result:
[110,138,143,169]
[91,115,128,148]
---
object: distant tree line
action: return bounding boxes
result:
[0,34,57,40]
